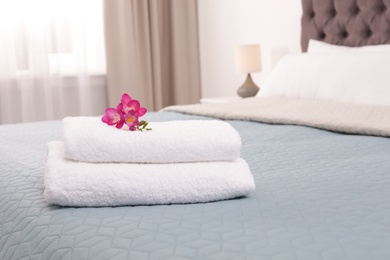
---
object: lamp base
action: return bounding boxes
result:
[237,74,259,98]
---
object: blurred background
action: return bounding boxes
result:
[0,0,301,124]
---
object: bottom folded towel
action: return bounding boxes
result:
[44,141,256,207]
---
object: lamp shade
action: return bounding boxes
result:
[235,44,262,73]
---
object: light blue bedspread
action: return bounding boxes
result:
[1,111,390,260]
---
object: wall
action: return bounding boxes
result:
[197,0,302,98]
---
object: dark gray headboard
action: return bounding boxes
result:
[301,0,390,52]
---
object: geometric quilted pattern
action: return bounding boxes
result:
[1,112,390,259]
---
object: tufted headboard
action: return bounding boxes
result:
[301,0,390,52]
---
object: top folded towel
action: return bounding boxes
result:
[63,117,241,163]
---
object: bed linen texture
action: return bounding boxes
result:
[1,111,390,260]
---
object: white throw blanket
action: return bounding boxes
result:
[63,117,241,163]
[163,97,390,137]
[44,141,255,207]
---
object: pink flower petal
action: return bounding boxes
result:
[116,120,124,129]
[101,115,109,124]
[128,100,140,111]
[102,108,121,125]
[123,99,140,113]
[137,107,147,117]
[121,93,132,104]
[116,103,123,112]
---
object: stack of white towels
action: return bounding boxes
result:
[44,117,255,207]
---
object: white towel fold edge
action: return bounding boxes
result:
[44,141,256,207]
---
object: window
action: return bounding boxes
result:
[0,0,106,77]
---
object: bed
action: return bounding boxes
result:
[2,0,390,259]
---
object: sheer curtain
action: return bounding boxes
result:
[0,0,107,124]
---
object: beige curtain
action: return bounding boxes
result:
[103,0,201,110]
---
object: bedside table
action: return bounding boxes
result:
[200,96,242,104]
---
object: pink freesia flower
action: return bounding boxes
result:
[121,93,147,116]
[102,93,151,131]
[101,107,124,129]
[124,110,139,131]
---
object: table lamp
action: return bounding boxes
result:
[235,44,262,98]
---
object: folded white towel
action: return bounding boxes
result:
[63,117,241,163]
[44,141,255,207]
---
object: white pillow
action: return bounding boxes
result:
[308,39,390,53]
[257,52,390,106]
